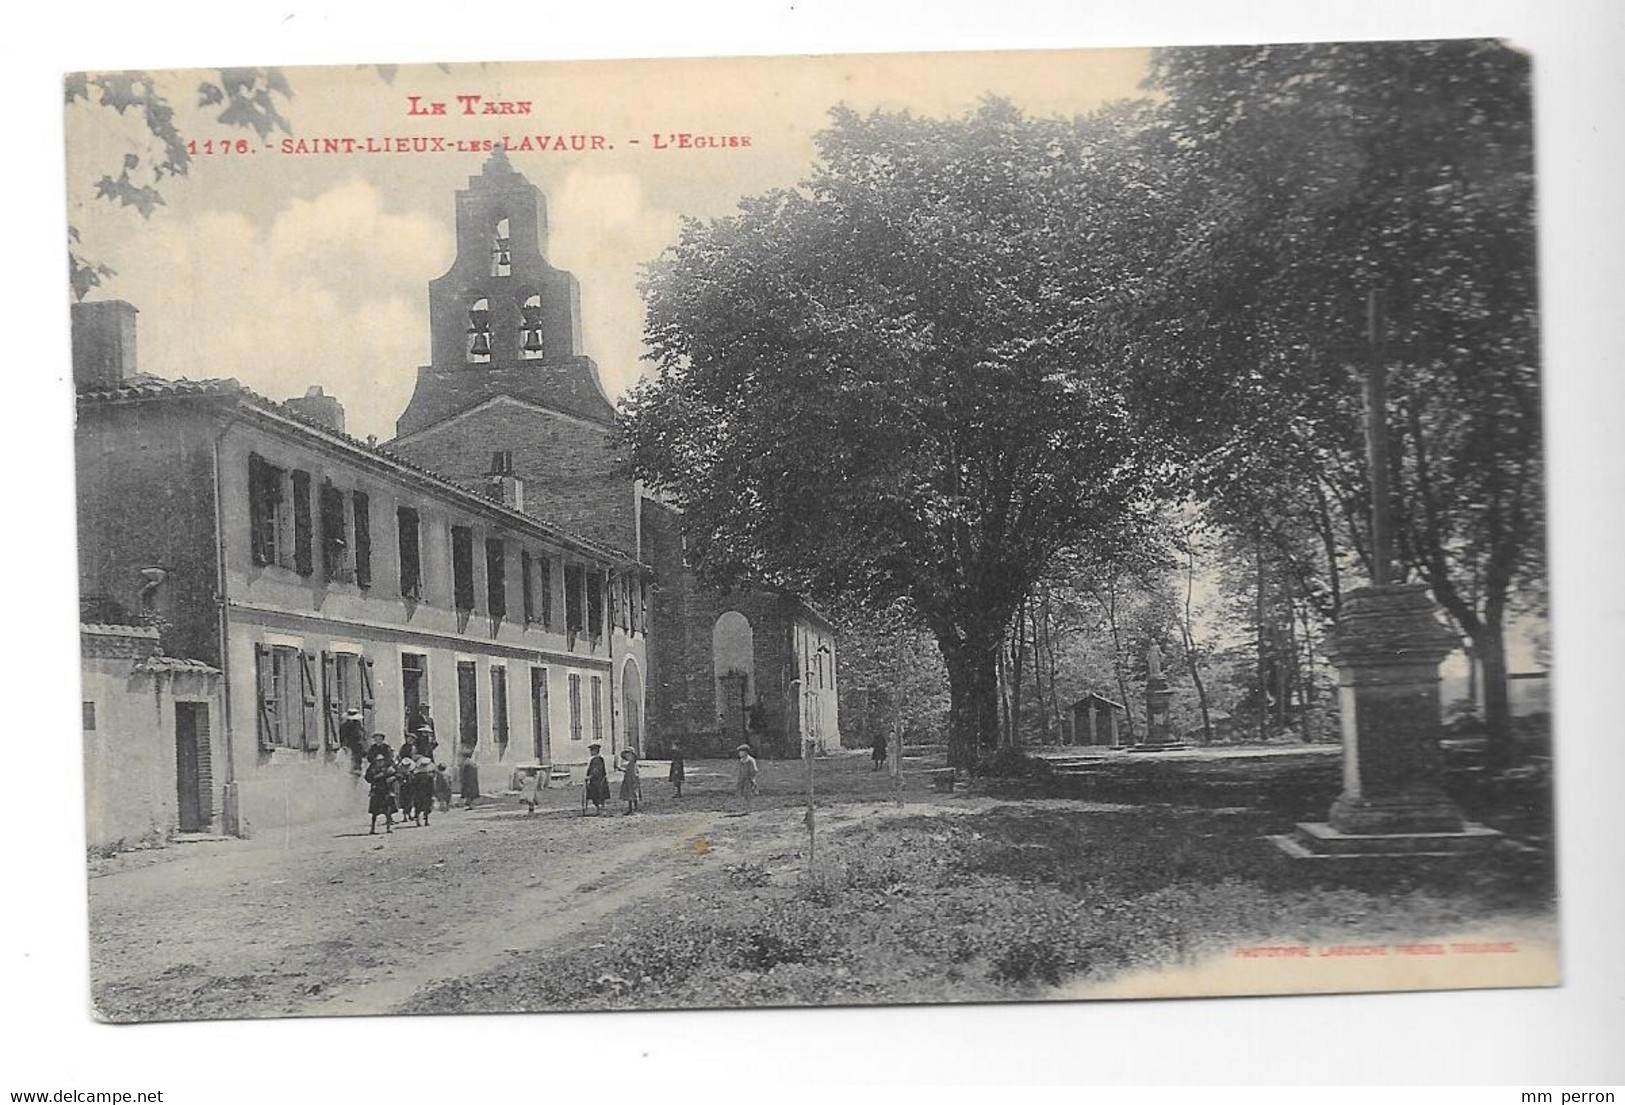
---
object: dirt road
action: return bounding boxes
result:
[87,768,857,1022]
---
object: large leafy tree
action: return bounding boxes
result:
[623,101,1162,767]
[1131,41,1542,764]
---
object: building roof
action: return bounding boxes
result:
[1071,692,1126,710]
[393,358,616,439]
[76,375,644,571]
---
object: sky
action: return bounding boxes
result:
[65,50,1150,442]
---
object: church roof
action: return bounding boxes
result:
[392,356,616,439]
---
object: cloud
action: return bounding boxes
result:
[547,168,682,398]
[92,177,446,441]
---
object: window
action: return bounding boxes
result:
[291,471,314,577]
[467,297,492,363]
[521,550,536,623]
[352,491,372,589]
[401,653,428,730]
[539,556,554,627]
[397,507,421,598]
[451,526,475,611]
[456,660,479,748]
[586,571,604,638]
[564,564,584,632]
[320,480,349,582]
[568,674,582,741]
[590,675,603,744]
[247,453,285,566]
[491,218,511,277]
[520,294,543,359]
[254,643,319,749]
[491,666,509,746]
[82,701,96,730]
[485,537,507,618]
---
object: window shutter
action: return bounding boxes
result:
[359,655,377,735]
[248,454,270,566]
[353,492,372,590]
[291,471,314,576]
[322,651,341,748]
[255,643,276,750]
[300,650,321,750]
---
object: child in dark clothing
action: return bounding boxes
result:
[364,751,397,835]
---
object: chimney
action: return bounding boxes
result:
[486,450,524,510]
[70,300,139,390]
[283,385,346,434]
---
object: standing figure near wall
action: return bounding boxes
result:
[364,751,397,835]
[584,743,610,815]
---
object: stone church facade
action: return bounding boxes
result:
[389,152,837,759]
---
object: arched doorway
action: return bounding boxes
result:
[712,611,754,744]
[621,657,644,756]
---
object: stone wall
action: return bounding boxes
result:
[76,401,227,667]
[389,398,637,555]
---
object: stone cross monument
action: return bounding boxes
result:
[1273,291,1500,859]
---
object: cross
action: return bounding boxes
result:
[1362,289,1394,587]
[1328,289,1398,588]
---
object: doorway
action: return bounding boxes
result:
[530,667,550,766]
[174,701,210,833]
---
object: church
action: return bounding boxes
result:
[387,150,838,759]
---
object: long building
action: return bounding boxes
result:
[74,301,647,836]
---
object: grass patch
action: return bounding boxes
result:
[406,798,1555,1015]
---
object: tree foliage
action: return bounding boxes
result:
[1130,41,1541,758]
[623,100,1165,766]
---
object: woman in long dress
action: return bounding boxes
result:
[584,743,610,815]
[619,749,642,814]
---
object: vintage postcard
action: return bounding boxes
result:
[66,43,1554,1022]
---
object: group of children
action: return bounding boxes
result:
[362,729,456,835]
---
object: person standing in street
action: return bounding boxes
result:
[619,749,642,814]
[413,706,437,756]
[433,763,453,812]
[871,727,889,772]
[339,708,367,773]
[735,743,759,812]
[458,749,481,810]
[364,750,397,835]
[667,742,686,799]
[584,743,610,815]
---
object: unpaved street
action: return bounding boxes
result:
[87,762,879,1022]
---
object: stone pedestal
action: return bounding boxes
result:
[1138,678,1180,749]
[1271,583,1501,861]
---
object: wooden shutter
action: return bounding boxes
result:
[291,471,314,576]
[248,454,270,566]
[353,492,372,589]
[359,655,377,735]
[300,650,321,750]
[322,651,341,748]
[255,642,277,749]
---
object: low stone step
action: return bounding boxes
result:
[1294,820,1503,855]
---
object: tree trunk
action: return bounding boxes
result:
[1478,603,1514,769]
[1256,537,1268,742]
[941,630,1000,769]
[1180,539,1212,744]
